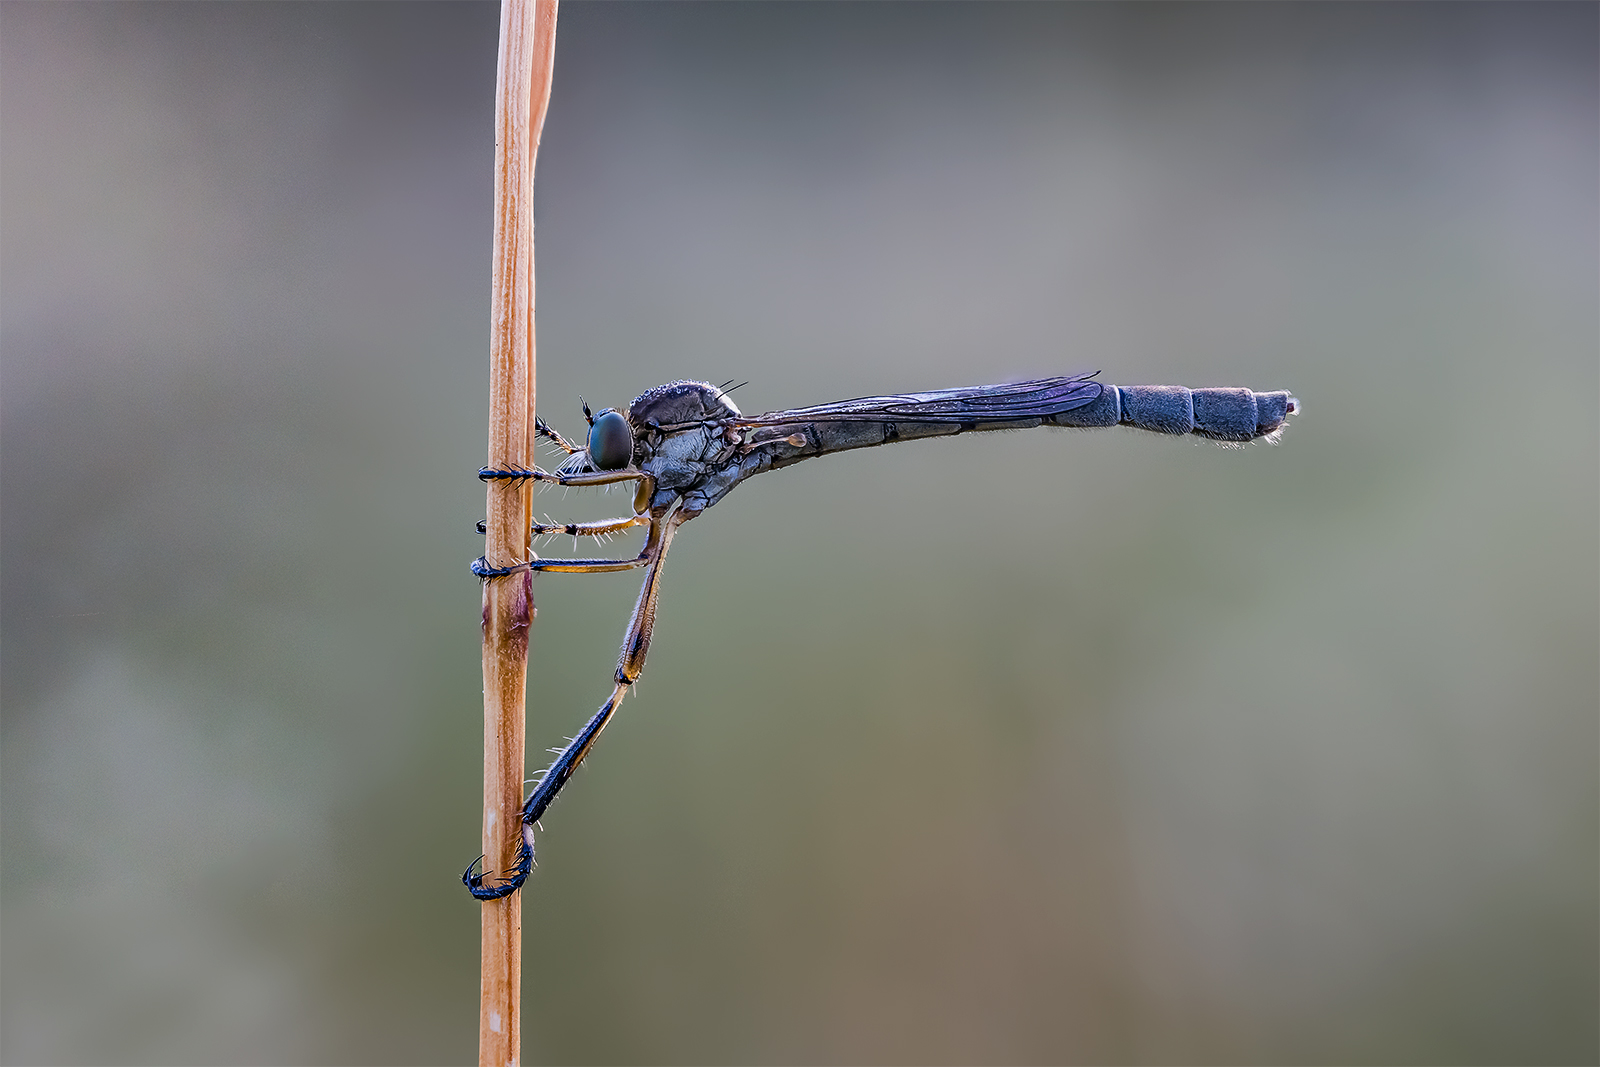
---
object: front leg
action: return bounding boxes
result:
[482,463,657,516]
[534,416,584,456]
[480,465,647,491]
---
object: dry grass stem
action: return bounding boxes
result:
[479,1,557,1065]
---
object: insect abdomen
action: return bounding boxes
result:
[1048,385,1297,442]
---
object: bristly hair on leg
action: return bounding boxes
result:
[556,450,593,477]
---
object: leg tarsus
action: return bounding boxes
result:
[480,463,540,483]
[535,417,583,456]
[462,838,533,899]
[472,555,531,579]
[463,683,627,900]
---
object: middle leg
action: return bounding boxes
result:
[477,514,650,538]
[531,514,649,540]
[471,515,664,578]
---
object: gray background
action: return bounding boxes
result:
[3,3,1595,1063]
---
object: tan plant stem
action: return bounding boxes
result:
[480,1,557,1064]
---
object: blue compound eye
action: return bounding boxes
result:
[587,410,634,471]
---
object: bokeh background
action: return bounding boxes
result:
[3,3,1595,1064]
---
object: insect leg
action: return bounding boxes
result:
[464,508,694,900]
[534,416,583,456]
[530,515,649,539]
[479,465,647,490]
[474,471,659,576]
[471,516,661,578]
[474,515,650,537]
[611,507,695,684]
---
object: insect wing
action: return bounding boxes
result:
[736,374,1103,425]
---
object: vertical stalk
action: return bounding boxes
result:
[481,1,557,1065]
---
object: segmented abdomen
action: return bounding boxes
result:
[1050,385,1298,442]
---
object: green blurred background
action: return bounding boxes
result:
[3,3,1595,1063]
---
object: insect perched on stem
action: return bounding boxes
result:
[465,372,1298,898]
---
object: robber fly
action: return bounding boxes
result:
[464,372,1298,898]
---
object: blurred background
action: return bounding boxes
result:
[3,3,1595,1064]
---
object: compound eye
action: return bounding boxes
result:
[587,410,634,471]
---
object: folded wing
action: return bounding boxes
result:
[736,374,1103,426]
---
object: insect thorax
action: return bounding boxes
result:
[627,380,743,429]
[622,382,740,501]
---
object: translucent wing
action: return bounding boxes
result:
[735,373,1103,426]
